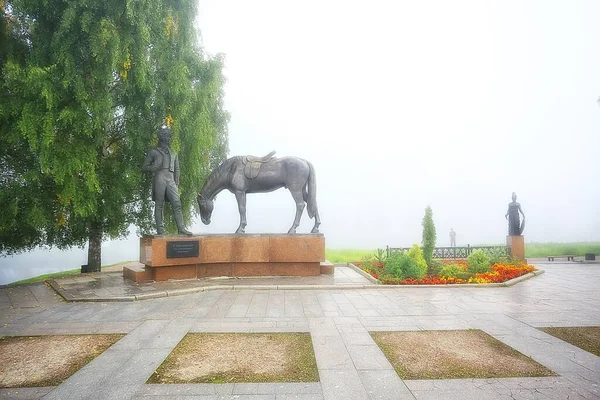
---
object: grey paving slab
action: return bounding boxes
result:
[275,394,324,400]
[358,369,416,400]
[109,319,171,350]
[255,383,321,394]
[0,387,55,399]
[137,383,225,396]
[5,286,40,308]
[405,376,598,400]
[319,369,369,400]
[311,335,354,370]
[346,344,394,370]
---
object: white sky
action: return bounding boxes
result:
[1,0,599,284]
[192,0,600,246]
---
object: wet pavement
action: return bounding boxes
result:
[45,264,376,302]
[0,263,598,399]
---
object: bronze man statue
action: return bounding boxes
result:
[505,192,525,236]
[143,127,192,235]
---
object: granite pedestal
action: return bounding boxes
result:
[507,235,526,261]
[124,234,331,282]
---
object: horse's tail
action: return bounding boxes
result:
[306,161,318,219]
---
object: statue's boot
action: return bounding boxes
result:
[155,202,165,235]
[173,200,192,235]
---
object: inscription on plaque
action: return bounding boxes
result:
[167,240,200,259]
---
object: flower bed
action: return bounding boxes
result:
[355,259,535,285]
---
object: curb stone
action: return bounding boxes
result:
[46,267,545,303]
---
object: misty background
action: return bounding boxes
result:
[2,0,599,284]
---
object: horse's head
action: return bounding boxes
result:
[197,194,214,225]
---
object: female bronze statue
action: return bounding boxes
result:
[505,192,525,236]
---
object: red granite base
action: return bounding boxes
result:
[125,234,330,282]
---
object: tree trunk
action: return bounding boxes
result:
[87,222,102,273]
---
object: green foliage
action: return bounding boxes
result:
[467,250,491,274]
[438,264,465,279]
[421,206,436,266]
[360,255,375,272]
[488,248,509,265]
[455,272,474,281]
[383,253,409,279]
[406,244,428,278]
[384,246,427,280]
[374,248,387,264]
[428,259,444,276]
[0,0,228,268]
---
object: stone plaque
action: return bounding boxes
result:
[167,240,199,259]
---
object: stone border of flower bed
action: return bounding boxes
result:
[346,262,545,287]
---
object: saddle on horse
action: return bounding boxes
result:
[243,151,276,179]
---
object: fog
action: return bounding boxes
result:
[2,0,599,284]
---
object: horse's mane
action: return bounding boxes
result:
[201,156,243,198]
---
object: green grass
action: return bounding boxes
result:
[525,242,600,258]
[6,261,135,286]
[325,249,375,263]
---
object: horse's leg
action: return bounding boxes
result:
[287,188,305,234]
[234,191,247,234]
[311,209,321,233]
[303,179,321,233]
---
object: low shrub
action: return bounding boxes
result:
[383,253,408,279]
[406,245,428,279]
[455,272,474,281]
[488,248,509,264]
[438,263,465,278]
[428,259,444,276]
[467,250,491,273]
[383,248,427,280]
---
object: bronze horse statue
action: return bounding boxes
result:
[197,152,321,234]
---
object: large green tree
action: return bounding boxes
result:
[0,0,228,271]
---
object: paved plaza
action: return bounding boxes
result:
[0,262,599,399]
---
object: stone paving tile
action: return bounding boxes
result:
[358,370,416,400]
[109,319,171,350]
[5,286,40,308]
[405,377,598,400]
[346,344,393,370]
[319,369,369,400]
[275,394,324,400]
[311,335,354,370]
[0,387,55,399]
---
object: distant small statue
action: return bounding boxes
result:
[143,127,192,235]
[449,228,456,247]
[197,151,321,234]
[505,192,525,236]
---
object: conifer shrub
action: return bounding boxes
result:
[421,206,436,267]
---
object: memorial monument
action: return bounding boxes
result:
[505,192,526,260]
[125,151,330,282]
